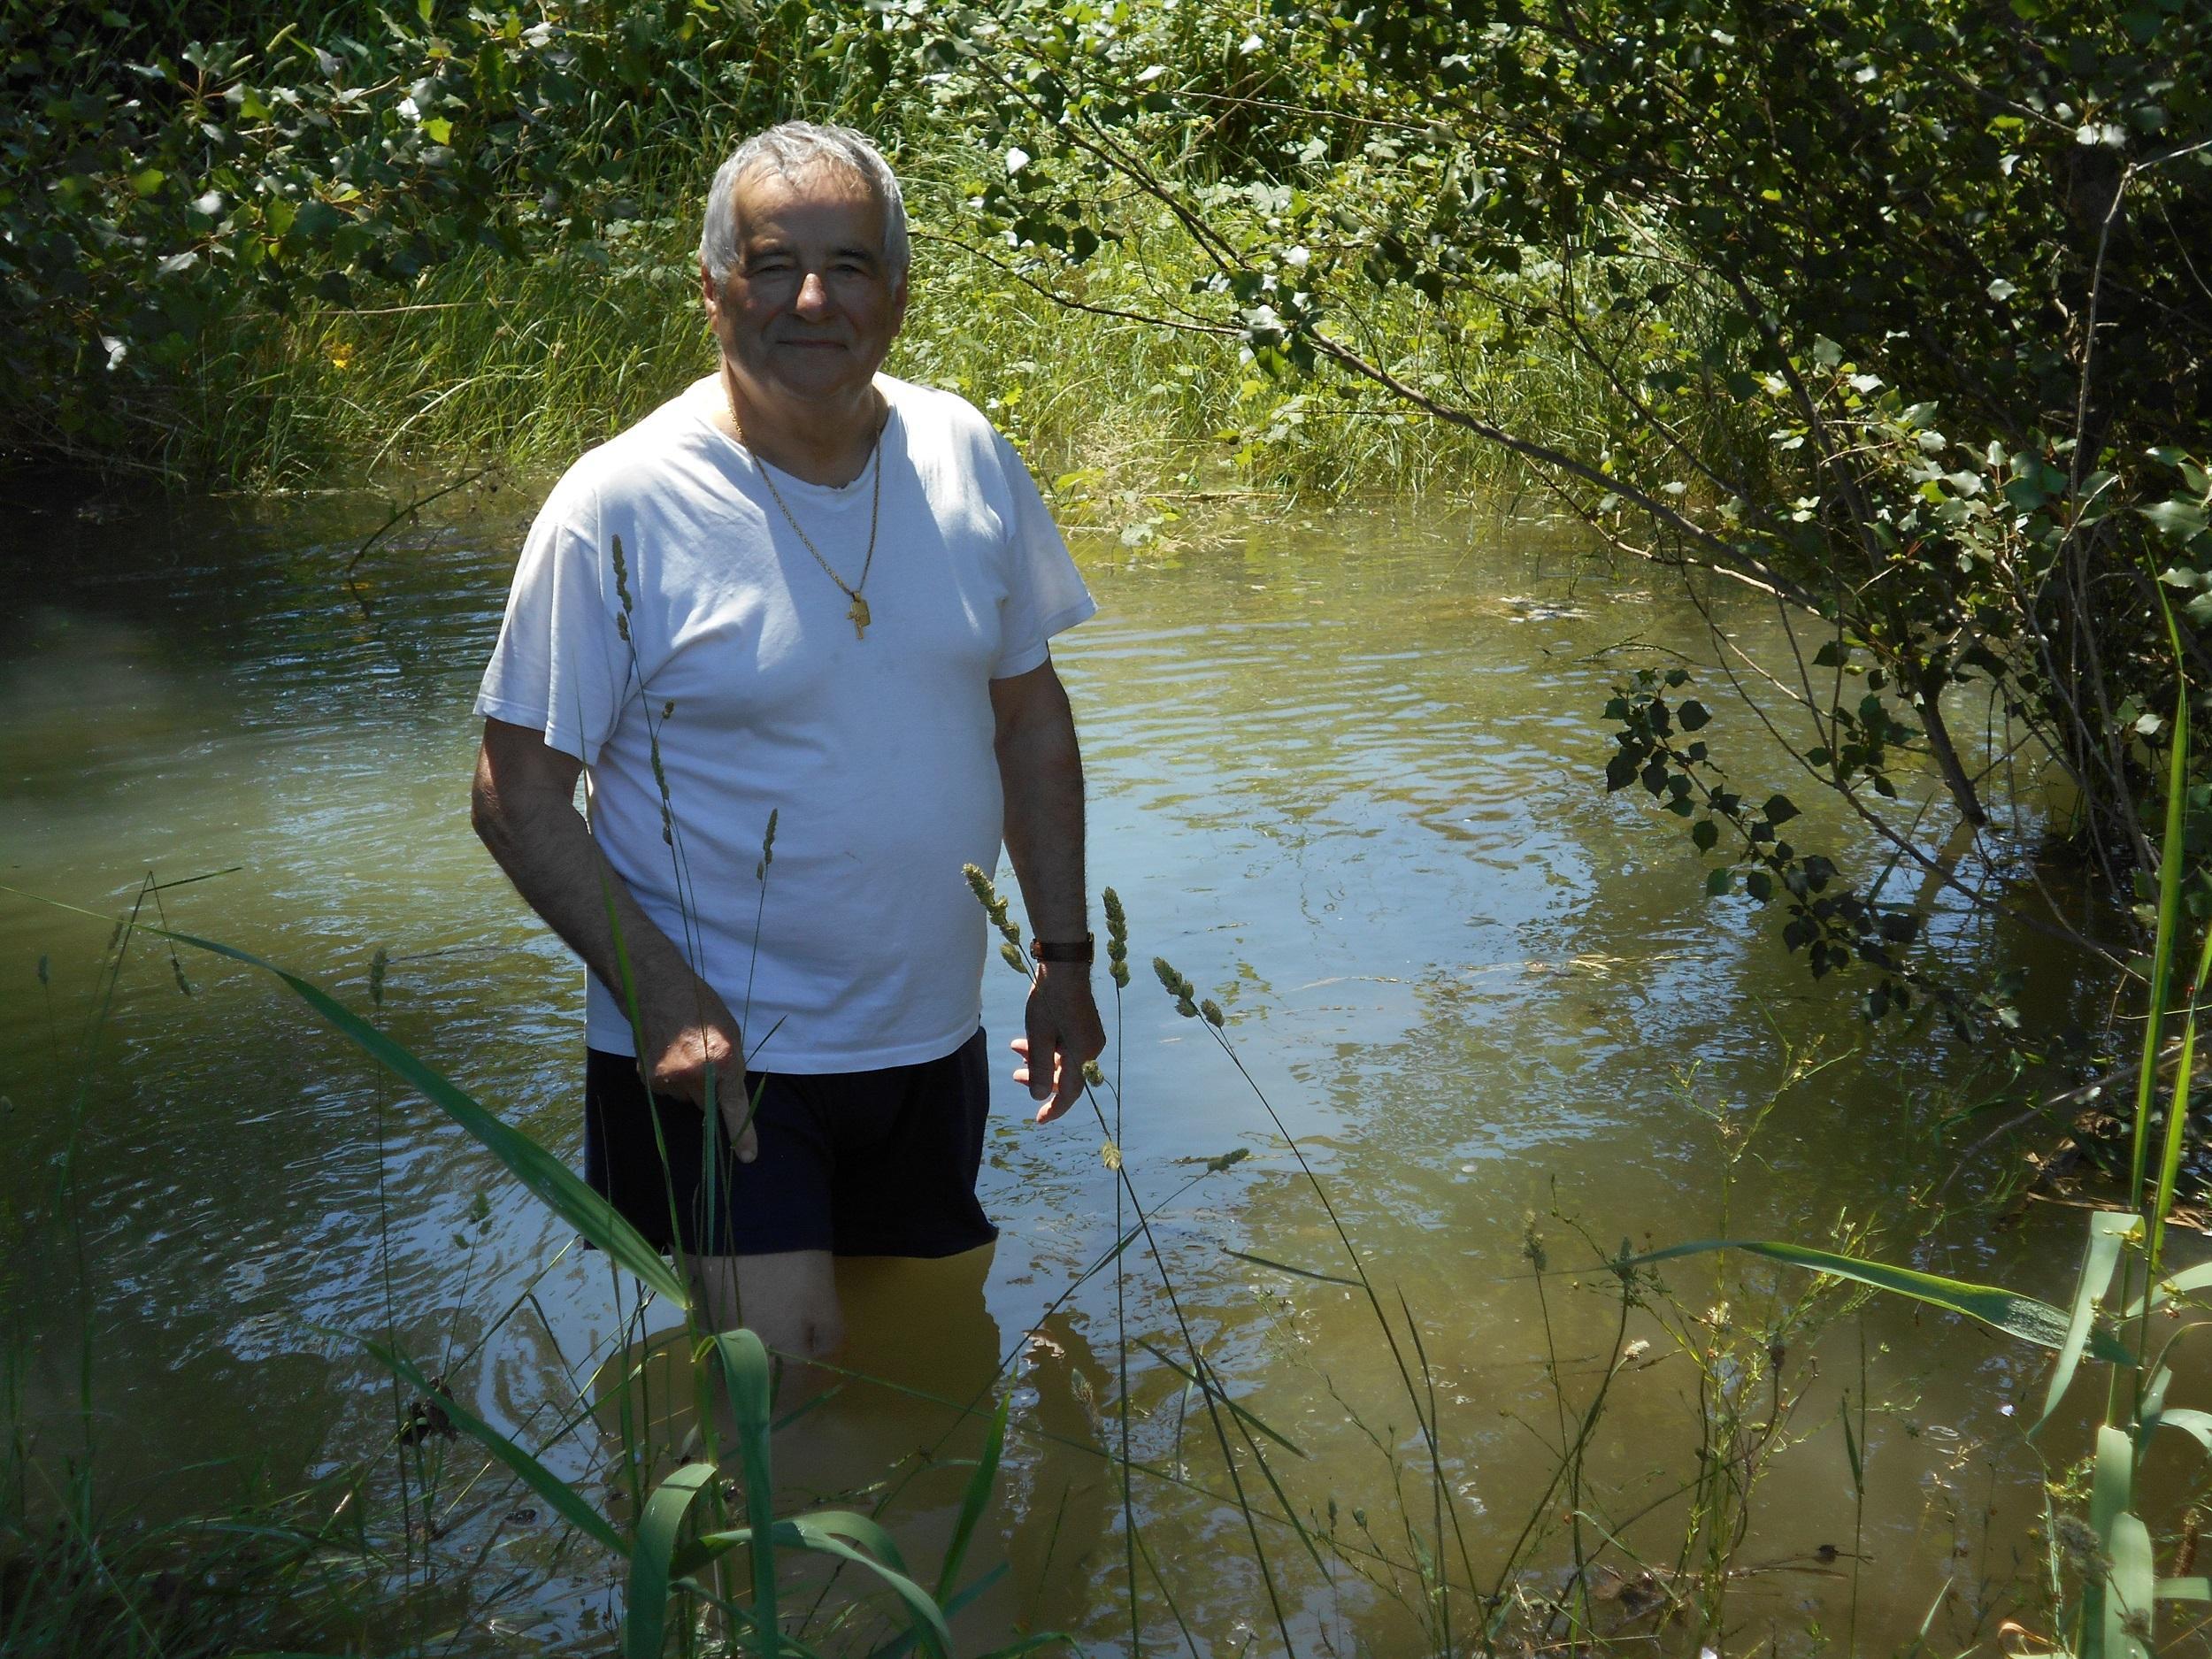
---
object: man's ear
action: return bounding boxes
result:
[700,261,720,319]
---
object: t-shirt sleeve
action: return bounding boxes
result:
[989,430,1097,680]
[473,487,632,765]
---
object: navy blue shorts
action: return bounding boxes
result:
[582,1028,998,1259]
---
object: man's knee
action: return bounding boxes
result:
[694,1251,842,1362]
[792,1303,845,1363]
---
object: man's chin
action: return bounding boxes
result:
[764,352,868,394]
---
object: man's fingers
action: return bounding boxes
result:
[1027,1028,1088,1123]
[726,1095,759,1164]
[1048,1054,1085,1117]
[1021,1015,1055,1104]
[718,1089,758,1164]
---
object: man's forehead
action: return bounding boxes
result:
[733,165,882,241]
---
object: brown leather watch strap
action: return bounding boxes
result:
[1029,933,1095,964]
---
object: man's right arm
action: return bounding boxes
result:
[470,717,757,1160]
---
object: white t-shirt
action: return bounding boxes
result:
[474,373,1095,1071]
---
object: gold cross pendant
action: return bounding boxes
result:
[847,594,872,640]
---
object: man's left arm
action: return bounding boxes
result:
[991,658,1106,1122]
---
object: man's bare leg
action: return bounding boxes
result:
[694,1250,843,1363]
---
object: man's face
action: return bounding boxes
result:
[703,165,908,410]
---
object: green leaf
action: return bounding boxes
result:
[2096,1425,2153,1659]
[1705,866,1733,895]
[2154,918,2212,1271]
[626,1463,718,1659]
[676,1519,951,1659]
[289,199,345,242]
[2147,1408,2212,1454]
[128,166,165,196]
[1692,818,1719,852]
[2034,1210,2139,1435]
[2134,583,2193,1217]
[1625,1240,2131,1360]
[2144,499,2209,542]
[1678,700,1710,731]
[2125,1260,2212,1317]
[367,1340,624,1555]
[712,1331,780,1651]
[783,1519,950,1657]
[936,1393,1009,1603]
[1763,794,1801,826]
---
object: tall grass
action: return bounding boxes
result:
[178,162,1620,510]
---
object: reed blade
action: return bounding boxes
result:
[2035,1210,2140,1434]
[2132,587,2193,1209]
[713,1329,781,1654]
[1628,1239,2130,1362]
[934,1392,1009,1604]
[626,1463,718,1659]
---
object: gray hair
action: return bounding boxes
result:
[699,122,910,284]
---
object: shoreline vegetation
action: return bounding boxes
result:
[9,0,2212,1654]
[77,198,1578,522]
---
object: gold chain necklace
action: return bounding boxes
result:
[737,404,886,641]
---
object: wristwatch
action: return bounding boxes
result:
[1029,933,1095,965]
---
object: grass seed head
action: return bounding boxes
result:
[610,534,633,612]
[964,863,1023,947]
[1153,956,1199,1017]
[1102,887,1132,987]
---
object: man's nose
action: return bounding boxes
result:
[795,270,833,314]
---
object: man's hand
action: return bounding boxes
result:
[640,979,757,1163]
[474,719,760,1158]
[1009,964,1105,1123]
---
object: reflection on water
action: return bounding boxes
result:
[0,486,2140,1652]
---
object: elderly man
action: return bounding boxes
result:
[470,122,1104,1363]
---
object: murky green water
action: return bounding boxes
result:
[0,483,2154,1653]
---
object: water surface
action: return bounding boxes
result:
[0,483,2144,1653]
